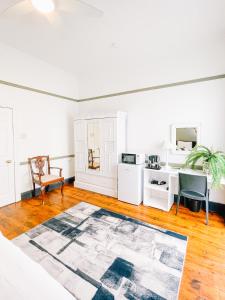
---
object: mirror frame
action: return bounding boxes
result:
[171,123,201,155]
[86,119,101,173]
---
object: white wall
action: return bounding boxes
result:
[0,84,78,198]
[78,78,225,203]
[79,79,225,158]
[1,1,224,100]
[0,42,78,99]
[74,0,225,99]
[0,41,79,199]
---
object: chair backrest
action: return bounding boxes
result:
[28,156,50,179]
[179,173,208,197]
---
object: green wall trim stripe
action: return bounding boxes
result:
[78,73,225,102]
[20,154,75,166]
[1,74,225,103]
[0,79,78,102]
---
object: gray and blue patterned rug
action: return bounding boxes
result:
[13,202,187,300]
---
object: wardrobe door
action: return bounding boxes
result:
[74,120,87,172]
[102,118,117,178]
[87,119,101,173]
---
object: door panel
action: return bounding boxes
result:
[74,120,86,172]
[102,118,117,178]
[0,108,15,207]
[87,119,101,172]
[102,119,115,141]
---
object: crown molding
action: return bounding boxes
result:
[0,79,78,102]
[1,73,225,103]
[78,74,225,102]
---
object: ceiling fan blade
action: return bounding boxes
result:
[0,0,103,19]
[54,1,103,22]
[0,1,34,18]
[75,0,103,16]
[0,0,22,16]
[0,0,104,32]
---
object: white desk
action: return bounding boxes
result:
[143,167,225,211]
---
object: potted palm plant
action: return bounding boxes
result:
[185,145,225,188]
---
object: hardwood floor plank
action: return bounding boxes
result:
[0,184,224,300]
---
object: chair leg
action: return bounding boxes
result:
[32,183,36,197]
[61,181,64,197]
[45,185,49,193]
[176,194,181,215]
[184,197,188,208]
[41,186,45,205]
[205,195,209,225]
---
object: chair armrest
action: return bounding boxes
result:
[50,167,62,177]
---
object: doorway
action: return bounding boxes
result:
[0,107,15,207]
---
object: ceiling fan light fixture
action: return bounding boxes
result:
[31,0,55,14]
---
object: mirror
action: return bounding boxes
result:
[87,120,100,171]
[171,124,200,154]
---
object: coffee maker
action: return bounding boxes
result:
[146,155,161,170]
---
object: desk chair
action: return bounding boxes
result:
[176,173,209,225]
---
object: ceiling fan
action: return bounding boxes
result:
[0,0,103,18]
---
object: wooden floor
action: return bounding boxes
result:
[0,185,225,300]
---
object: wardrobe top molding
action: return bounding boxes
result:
[74,111,127,121]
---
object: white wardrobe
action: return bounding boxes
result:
[74,112,127,197]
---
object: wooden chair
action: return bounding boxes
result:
[28,155,64,204]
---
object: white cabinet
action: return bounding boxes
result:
[74,112,127,197]
[143,168,174,211]
[144,167,225,210]
[118,163,144,205]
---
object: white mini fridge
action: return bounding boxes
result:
[118,163,144,205]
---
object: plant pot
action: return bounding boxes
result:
[202,161,210,174]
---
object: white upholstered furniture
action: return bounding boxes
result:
[0,233,75,300]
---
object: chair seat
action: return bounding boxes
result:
[181,190,206,201]
[34,174,64,185]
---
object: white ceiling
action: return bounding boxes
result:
[0,0,225,98]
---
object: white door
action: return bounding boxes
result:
[0,108,15,207]
[74,120,87,172]
[102,118,117,178]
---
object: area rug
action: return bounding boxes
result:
[13,202,187,300]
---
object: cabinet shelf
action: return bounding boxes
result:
[144,183,168,193]
[143,168,174,212]
[143,197,169,211]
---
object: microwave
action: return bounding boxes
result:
[122,153,145,165]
